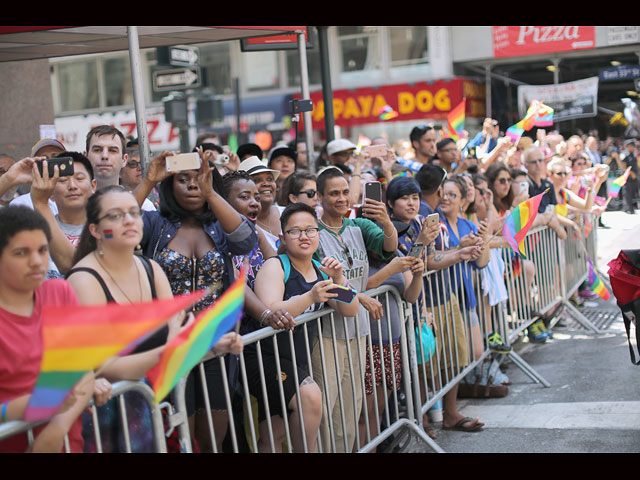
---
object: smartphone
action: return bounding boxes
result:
[327,285,357,304]
[363,181,382,203]
[426,212,439,227]
[363,144,387,158]
[408,242,424,258]
[166,152,201,172]
[519,181,529,193]
[36,156,74,178]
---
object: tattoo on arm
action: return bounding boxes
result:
[300,377,316,387]
[433,253,444,262]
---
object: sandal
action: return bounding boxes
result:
[443,416,483,432]
[425,425,438,439]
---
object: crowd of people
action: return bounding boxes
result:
[0,116,632,453]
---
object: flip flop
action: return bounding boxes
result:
[443,416,483,432]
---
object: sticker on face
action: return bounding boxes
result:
[104,229,114,239]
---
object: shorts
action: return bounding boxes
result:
[364,341,402,395]
[427,295,469,374]
[184,356,232,416]
[242,344,312,422]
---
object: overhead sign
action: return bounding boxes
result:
[600,65,640,82]
[493,26,595,58]
[517,77,599,122]
[157,45,200,67]
[153,67,202,92]
[304,78,485,129]
[240,26,310,51]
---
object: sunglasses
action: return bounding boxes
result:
[342,243,354,269]
[295,189,317,199]
[497,178,512,185]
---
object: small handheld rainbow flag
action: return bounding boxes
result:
[506,100,555,144]
[147,269,247,404]
[502,190,547,258]
[378,105,398,121]
[608,166,632,198]
[447,99,466,141]
[23,289,207,422]
[587,256,610,301]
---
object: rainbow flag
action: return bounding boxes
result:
[506,125,525,144]
[507,100,555,144]
[378,105,399,121]
[447,99,466,140]
[23,289,207,422]
[608,167,632,198]
[502,190,547,258]
[587,256,610,301]
[147,269,246,404]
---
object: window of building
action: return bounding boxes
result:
[337,26,382,84]
[56,59,100,112]
[104,55,134,107]
[285,27,322,88]
[242,50,280,91]
[388,26,429,80]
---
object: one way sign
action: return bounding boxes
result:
[153,67,202,92]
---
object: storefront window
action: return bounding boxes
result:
[104,56,134,107]
[198,42,233,95]
[337,26,382,84]
[57,59,99,112]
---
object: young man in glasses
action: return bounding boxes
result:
[311,166,397,453]
[119,145,159,209]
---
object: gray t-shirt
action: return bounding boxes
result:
[46,216,84,279]
[313,217,395,340]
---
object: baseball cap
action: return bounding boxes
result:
[31,138,66,157]
[327,139,357,156]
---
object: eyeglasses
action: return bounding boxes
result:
[126,160,141,169]
[443,192,459,199]
[527,158,544,165]
[285,227,319,239]
[98,208,143,223]
[497,178,512,185]
[552,171,568,177]
[295,189,317,199]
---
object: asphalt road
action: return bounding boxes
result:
[403,210,640,454]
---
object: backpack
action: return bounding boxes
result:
[278,254,328,284]
[607,249,640,365]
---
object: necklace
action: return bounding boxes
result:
[94,251,143,304]
[318,215,344,230]
[257,206,276,235]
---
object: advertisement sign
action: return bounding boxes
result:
[240,26,310,51]
[54,108,180,153]
[306,78,485,129]
[493,26,596,58]
[517,77,599,122]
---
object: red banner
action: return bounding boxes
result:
[306,78,485,129]
[493,26,595,58]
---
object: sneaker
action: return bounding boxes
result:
[487,332,512,354]
[578,288,598,300]
[528,320,547,344]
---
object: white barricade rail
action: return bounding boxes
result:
[0,224,603,454]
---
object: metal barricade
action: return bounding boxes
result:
[0,380,166,453]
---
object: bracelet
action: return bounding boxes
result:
[351,174,361,178]
[259,309,272,325]
[383,227,396,238]
[1,402,7,423]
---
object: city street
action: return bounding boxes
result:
[406,210,640,453]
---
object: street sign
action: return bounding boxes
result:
[157,45,200,67]
[153,67,202,92]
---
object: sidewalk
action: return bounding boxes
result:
[404,211,640,453]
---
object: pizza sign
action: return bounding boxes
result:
[493,26,595,58]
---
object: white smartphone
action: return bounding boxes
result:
[166,152,201,172]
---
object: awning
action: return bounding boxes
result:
[0,26,311,170]
[0,26,305,62]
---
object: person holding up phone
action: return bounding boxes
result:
[310,166,398,453]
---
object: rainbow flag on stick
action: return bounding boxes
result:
[608,166,632,198]
[506,100,555,144]
[23,289,207,422]
[147,269,247,404]
[502,190,547,258]
[587,256,610,301]
[447,99,466,140]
